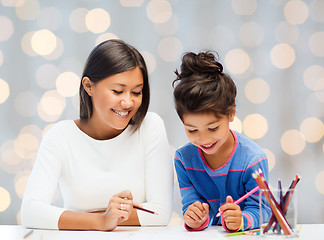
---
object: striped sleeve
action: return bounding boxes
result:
[174,151,211,230]
[240,155,271,231]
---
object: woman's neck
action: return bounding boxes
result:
[74,118,124,140]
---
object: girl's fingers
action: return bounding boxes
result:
[186,209,204,222]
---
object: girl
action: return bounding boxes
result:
[21,39,173,231]
[173,51,271,232]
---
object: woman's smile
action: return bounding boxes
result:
[112,109,130,118]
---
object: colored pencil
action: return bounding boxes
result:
[253,171,293,235]
[216,185,260,217]
[23,230,33,239]
[225,229,260,237]
[134,205,158,215]
[263,175,300,233]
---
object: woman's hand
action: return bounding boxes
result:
[100,190,138,231]
[219,196,242,231]
[184,201,209,229]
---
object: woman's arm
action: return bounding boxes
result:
[21,131,66,229]
[58,190,140,230]
[139,113,174,226]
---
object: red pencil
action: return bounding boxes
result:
[134,205,158,215]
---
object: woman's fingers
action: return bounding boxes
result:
[118,190,133,200]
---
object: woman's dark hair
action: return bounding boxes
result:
[79,39,150,132]
[172,51,236,121]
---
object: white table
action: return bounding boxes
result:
[1,224,323,240]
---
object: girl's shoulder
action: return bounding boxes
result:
[234,131,264,153]
[175,142,197,157]
[233,131,267,165]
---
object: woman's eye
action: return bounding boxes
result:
[209,127,218,131]
[113,90,122,94]
[132,91,142,96]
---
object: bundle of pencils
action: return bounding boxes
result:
[252,169,300,235]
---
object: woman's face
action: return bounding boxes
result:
[87,66,143,131]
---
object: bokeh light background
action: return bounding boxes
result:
[0,0,323,225]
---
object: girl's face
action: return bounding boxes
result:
[182,112,235,156]
[85,66,143,132]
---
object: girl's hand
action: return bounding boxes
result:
[100,190,136,231]
[219,195,242,231]
[184,201,209,229]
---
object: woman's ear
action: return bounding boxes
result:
[82,77,94,96]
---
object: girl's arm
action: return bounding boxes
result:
[238,155,272,231]
[174,151,212,230]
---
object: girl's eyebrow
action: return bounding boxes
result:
[184,121,219,128]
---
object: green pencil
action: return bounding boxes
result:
[226,229,260,237]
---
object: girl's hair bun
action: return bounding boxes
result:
[177,51,223,79]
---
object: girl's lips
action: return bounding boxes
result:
[200,142,217,150]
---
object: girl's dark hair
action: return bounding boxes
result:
[79,39,150,132]
[172,51,236,120]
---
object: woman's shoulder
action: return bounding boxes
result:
[43,120,75,139]
[144,111,163,122]
[140,112,165,129]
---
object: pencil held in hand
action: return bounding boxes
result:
[134,205,158,215]
[216,186,260,217]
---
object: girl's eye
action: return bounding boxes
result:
[209,127,218,131]
[113,90,122,94]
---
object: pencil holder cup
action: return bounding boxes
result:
[259,188,298,238]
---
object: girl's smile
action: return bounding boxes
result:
[200,141,217,151]
[183,111,235,160]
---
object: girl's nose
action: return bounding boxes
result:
[198,133,211,145]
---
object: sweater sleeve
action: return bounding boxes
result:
[240,155,272,231]
[174,151,210,231]
[137,113,174,226]
[21,131,66,229]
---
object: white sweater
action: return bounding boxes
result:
[21,112,174,229]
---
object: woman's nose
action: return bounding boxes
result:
[120,94,133,108]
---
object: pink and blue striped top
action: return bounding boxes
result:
[174,130,271,231]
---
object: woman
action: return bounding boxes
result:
[21,39,173,231]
